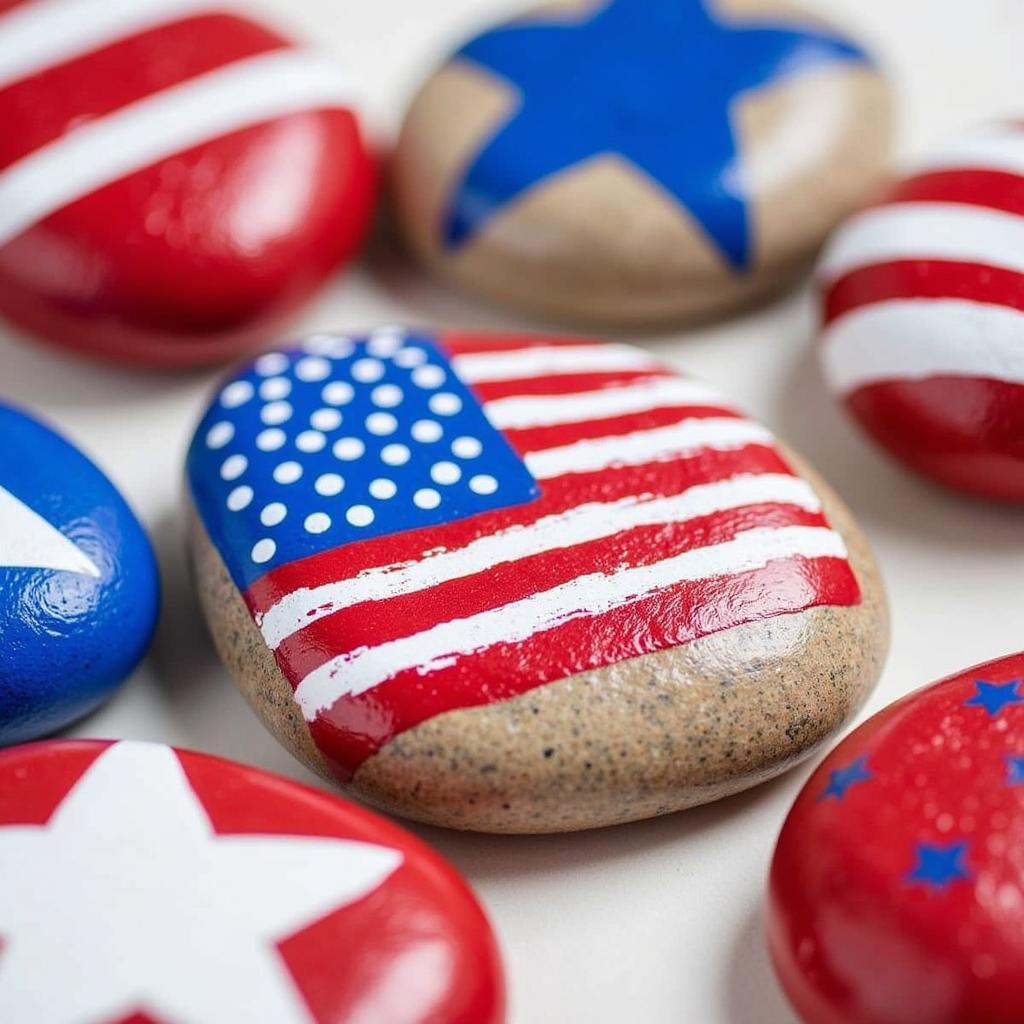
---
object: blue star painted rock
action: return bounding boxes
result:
[769,651,1024,1024]
[0,404,159,744]
[393,0,892,324]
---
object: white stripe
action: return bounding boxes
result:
[918,128,1024,179]
[452,344,662,384]
[524,418,773,479]
[822,298,1024,395]
[817,203,1024,284]
[483,377,729,430]
[0,0,221,91]
[293,525,848,717]
[258,473,822,648]
[0,49,352,247]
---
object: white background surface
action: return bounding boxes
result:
[4,1,1024,1021]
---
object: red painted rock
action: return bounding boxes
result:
[818,123,1024,501]
[0,739,505,1023]
[0,1,374,367]
[768,651,1024,1024]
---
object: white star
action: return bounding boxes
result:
[0,742,403,1023]
[0,484,100,577]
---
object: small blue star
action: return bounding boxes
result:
[906,840,973,889]
[1006,755,1024,785]
[963,679,1024,717]
[820,755,873,800]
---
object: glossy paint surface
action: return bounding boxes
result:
[0,739,506,1023]
[769,651,1024,1024]
[0,403,158,744]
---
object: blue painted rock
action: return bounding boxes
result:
[186,327,887,833]
[392,0,893,324]
[0,403,159,743]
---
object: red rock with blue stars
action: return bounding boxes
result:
[768,651,1024,1024]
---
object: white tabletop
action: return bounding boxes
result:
[6,0,1023,1021]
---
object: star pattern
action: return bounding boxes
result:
[820,755,872,800]
[963,679,1024,717]
[1005,755,1024,785]
[905,840,973,889]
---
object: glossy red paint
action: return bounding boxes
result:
[768,651,1024,1024]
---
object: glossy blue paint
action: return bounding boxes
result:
[0,404,159,744]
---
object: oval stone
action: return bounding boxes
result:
[392,0,892,325]
[0,738,506,1022]
[187,328,888,833]
[768,651,1024,1024]
[819,123,1024,501]
[0,2,374,366]
[0,402,159,744]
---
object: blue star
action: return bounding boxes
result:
[963,679,1024,717]
[819,755,872,800]
[444,0,870,268]
[906,840,973,889]
[1006,755,1024,785]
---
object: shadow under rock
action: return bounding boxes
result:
[721,904,799,1024]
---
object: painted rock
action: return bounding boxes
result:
[818,123,1024,502]
[0,739,505,1023]
[0,1,374,367]
[186,327,888,833]
[391,0,892,326]
[0,403,158,744]
[768,651,1024,1024]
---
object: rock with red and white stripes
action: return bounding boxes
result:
[0,0,374,367]
[818,123,1024,501]
[186,328,888,833]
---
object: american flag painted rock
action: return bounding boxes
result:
[187,328,887,832]
[0,739,505,1024]
[819,123,1024,501]
[769,651,1024,1024]
[0,0,373,366]
[392,0,892,325]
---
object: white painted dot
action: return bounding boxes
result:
[226,485,253,511]
[431,461,461,485]
[333,437,365,461]
[381,443,410,466]
[346,504,375,527]
[261,502,287,526]
[310,407,342,431]
[452,436,482,459]
[366,412,398,436]
[254,352,288,376]
[393,346,427,368]
[296,430,327,453]
[369,478,396,500]
[221,380,254,408]
[411,419,443,443]
[352,358,385,383]
[315,473,345,496]
[322,381,355,406]
[371,384,403,408]
[220,454,247,481]
[273,461,303,484]
[304,334,353,358]
[470,474,498,495]
[295,356,332,382]
[251,538,276,564]
[367,330,404,357]
[304,512,332,534]
[412,364,445,389]
[206,422,234,450]
[256,428,286,452]
[261,401,292,426]
[259,376,292,401]
[414,487,441,510]
[429,392,462,416]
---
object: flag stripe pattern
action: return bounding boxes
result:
[189,330,860,779]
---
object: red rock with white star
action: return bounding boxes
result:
[768,651,1024,1024]
[0,739,505,1024]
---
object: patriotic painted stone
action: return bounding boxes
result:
[768,651,1024,1024]
[0,403,158,745]
[391,0,892,326]
[0,1,374,367]
[0,739,505,1023]
[186,328,888,833]
[819,123,1024,502]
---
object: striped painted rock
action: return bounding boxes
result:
[0,0,374,367]
[819,123,1024,501]
[186,328,888,833]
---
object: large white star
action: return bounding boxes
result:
[0,742,403,1023]
[0,484,100,577]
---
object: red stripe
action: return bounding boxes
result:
[469,369,671,402]
[822,259,1024,325]
[309,555,861,778]
[440,332,612,356]
[883,169,1024,217]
